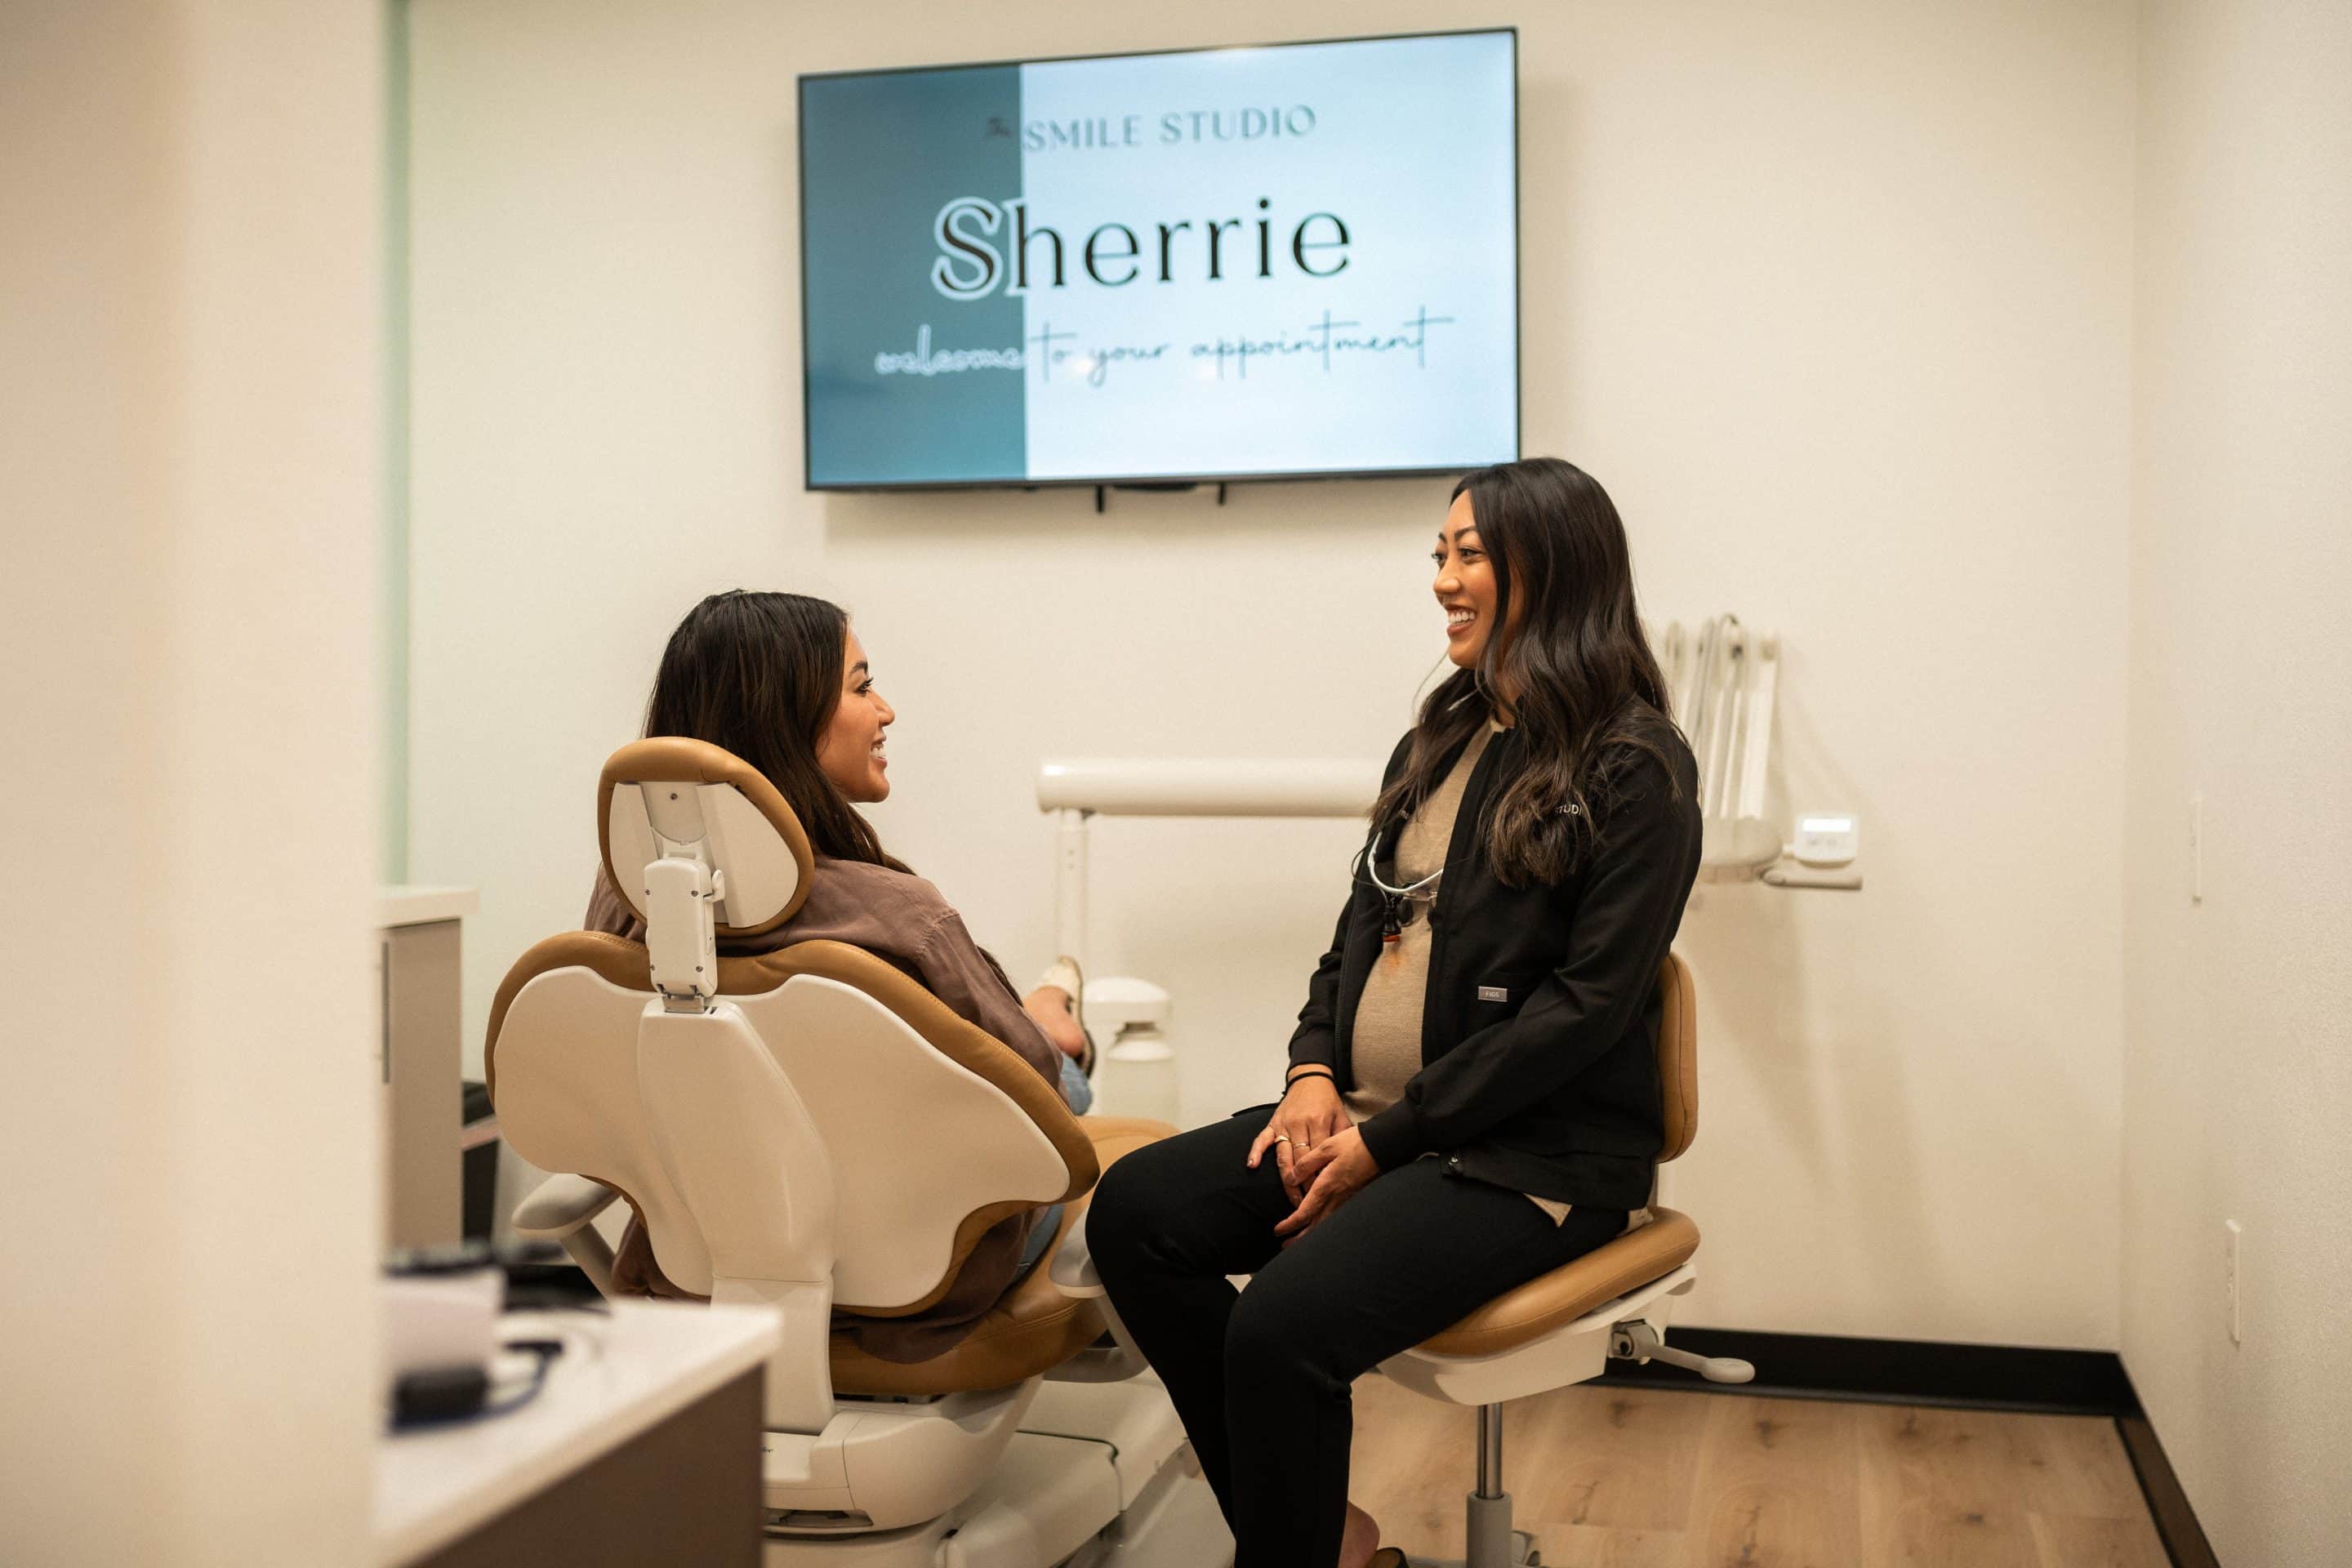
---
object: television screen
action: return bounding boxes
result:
[798,29,1519,490]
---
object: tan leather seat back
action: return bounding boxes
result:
[1656,950,1697,1162]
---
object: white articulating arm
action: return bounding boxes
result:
[1054,808,1090,964]
[1039,757,1384,963]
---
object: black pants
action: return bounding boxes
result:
[1089,1111,1628,1568]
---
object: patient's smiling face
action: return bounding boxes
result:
[816,628,894,803]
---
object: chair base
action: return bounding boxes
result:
[1465,1494,1530,1568]
[1379,1264,1742,1568]
[762,1374,1232,1568]
[1377,1486,1537,1568]
[1407,1519,1542,1568]
[765,1383,1037,1530]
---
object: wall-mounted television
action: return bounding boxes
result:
[798,29,1519,491]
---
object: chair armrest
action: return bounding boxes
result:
[1049,1208,1107,1298]
[1044,1209,1147,1383]
[511,1174,620,1241]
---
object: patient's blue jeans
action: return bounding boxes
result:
[1058,1051,1093,1115]
[1004,1056,1090,1284]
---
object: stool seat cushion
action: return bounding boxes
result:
[829,1116,1174,1396]
[1411,1207,1700,1359]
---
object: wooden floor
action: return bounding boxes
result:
[1349,1377,2171,1567]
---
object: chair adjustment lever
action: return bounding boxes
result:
[1610,1321,1756,1384]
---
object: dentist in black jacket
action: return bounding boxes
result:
[1089,457,1704,1568]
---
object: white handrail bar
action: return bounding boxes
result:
[1036,758,1383,820]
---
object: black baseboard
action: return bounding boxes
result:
[2118,1410,2222,1568]
[1592,1325,2140,1416]
[1590,1328,2218,1568]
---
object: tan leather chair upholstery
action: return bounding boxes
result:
[1414,1209,1700,1359]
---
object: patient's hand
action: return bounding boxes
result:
[1274,1126,1378,1245]
[1247,1076,1351,1205]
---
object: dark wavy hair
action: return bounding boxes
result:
[643,590,906,871]
[1370,457,1678,887]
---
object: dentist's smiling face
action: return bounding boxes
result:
[1433,491,1503,670]
[815,628,894,803]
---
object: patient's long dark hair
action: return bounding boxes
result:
[1370,458,1678,887]
[644,590,907,871]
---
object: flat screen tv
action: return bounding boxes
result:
[798,29,1519,490]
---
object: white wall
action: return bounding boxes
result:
[408,0,2136,1348]
[2123,2,2352,1561]
[0,2,384,1563]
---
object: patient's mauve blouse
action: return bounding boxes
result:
[583,856,1069,1363]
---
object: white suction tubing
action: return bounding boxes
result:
[1036,759,1384,820]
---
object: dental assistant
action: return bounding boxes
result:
[1089,457,1704,1568]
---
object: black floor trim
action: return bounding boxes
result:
[2118,1410,2221,1568]
[1590,1326,2140,1416]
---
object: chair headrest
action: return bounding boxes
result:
[598,738,815,936]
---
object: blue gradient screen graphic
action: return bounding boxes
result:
[799,31,1518,488]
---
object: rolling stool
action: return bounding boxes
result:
[1375,952,1754,1566]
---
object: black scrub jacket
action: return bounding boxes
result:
[1287,706,1704,1211]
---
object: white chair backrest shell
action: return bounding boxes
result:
[493,966,1069,1310]
[638,1001,835,1290]
[748,975,1068,1306]
[495,967,715,1291]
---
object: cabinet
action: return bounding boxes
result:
[376,888,478,1249]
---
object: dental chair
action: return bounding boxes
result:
[487,738,1229,1567]
[1372,950,1754,1568]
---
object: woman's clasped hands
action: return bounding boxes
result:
[1246,1071,1380,1243]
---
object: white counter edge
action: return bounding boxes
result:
[376,1301,779,1567]
[377,885,480,929]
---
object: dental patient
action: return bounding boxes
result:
[583,589,1093,1361]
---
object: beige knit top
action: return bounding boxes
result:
[1343,724,1574,1224]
